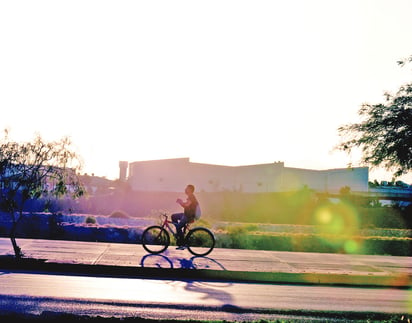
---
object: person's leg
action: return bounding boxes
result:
[171,213,185,242]
[178,215,188,233]
[176,215,188,246]
[171,213,184,223]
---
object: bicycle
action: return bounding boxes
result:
[141,213,215,256]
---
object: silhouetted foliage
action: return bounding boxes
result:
[85,216,97,224]
[0,131,85,258]
[337,56,412,177]
[109,210,131,219]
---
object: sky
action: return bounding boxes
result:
[1,0,412,182]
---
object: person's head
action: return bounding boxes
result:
[185,184,195,195]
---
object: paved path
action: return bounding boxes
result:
[0,238,410,287]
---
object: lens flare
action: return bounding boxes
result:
[343,239,359,254]
[315,208,332,225]
[313,201,362,254]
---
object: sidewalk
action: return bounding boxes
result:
[0,238,410,287]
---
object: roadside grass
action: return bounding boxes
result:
[212,222,412,256]
[1,212,410,256]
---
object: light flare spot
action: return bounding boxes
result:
[313,201,362,252]
[315,208,332,224]
[343,239,358,254]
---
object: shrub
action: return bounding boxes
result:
[363,237,411,256]
[85,216,97,225]
[195,218,211,228]
[359,207,407,229]
[214,230,411,256]
[109,210,131,219]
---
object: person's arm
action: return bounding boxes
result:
[176,198,191,208]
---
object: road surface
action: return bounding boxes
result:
[0,270,410,321]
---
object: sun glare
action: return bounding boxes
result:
[313,202,361,254]
[1,1,412,180]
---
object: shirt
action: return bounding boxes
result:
[184,194,199,220]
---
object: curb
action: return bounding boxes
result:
[0,257,410,288]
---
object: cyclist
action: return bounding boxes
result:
[171,184,199,248]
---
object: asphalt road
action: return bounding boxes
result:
[0,270,410,321]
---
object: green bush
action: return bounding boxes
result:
[359,207,407,229]
[199,191,411,229]
[363,238,411,256]
[195,218,211,228]
[85,216,97,225]
[109,210,131,219]
[214,231,411,256]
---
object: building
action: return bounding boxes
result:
[124,158,369,193]
[118,161,128,182]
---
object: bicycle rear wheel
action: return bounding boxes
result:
[141,225,170,254]
[186,227,215,256]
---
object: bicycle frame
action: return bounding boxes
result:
[159,213,190,238]
[142,213,215,256]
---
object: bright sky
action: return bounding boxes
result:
[1,0,412,182]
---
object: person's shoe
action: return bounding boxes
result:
[176,245,186,250]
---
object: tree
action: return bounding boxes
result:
[0,131,85,258]
[337,56,412,177]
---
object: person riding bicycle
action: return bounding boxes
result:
[171,184,199,247]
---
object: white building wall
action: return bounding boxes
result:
[127,158,369,193]
[128,158,190,191]
[233,163,284,193]
[185,162,233,192]
[325,167,369,193]
[280,168,325,191]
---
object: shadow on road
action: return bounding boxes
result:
[140,253,227,271]
[140,254,174,269]
[140,253,238,313]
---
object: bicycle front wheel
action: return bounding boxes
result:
[186,227,215,256]
[141,225,170,254]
